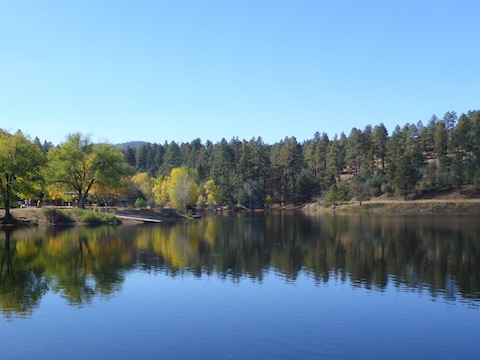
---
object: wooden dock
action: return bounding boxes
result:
[115,215,163,223]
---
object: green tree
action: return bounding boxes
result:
[304,132,329,191]
[326,133,346,182]
[350,171,372,205]
[160,141,181,176]
[45,133,133,208]
[184,139,204,176]
[270,137,303,204]
[452,113,473,183]
[384,125,402,189]
[345,128,364,175]
[401,123,424,172]
[152,143,165,175]
[469,110,480,165]
[373,123,388,173]
[124,146,137,168]
[0,130,45,222]
[324,180,350,206]
[434,120,448,165]
[194,141,210,181]
[135,144,148,172]
[209,139,236,205]
[451,153,465,193]
[393,154,419,199]
[362,125,375,173]
[237,137,270,208]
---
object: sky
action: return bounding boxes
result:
[1,0,479,146]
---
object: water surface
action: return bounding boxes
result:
[1,213,479,359]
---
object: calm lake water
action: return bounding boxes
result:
[1,212,480,359]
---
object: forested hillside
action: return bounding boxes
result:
[3,110,480,212]
[122,110,480,207]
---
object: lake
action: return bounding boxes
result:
[1,212,479,359]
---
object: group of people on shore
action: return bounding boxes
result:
[21,199,42,208]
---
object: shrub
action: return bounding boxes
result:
[134,197,146,208]
[324,186,337,207]
[41,208,73,225]
[264,194,273,209]
[78,210,120,225]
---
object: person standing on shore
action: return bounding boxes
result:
[51,209,57,225]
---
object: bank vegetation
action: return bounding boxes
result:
[2,109,480,225]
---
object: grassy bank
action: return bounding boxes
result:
[4,207,120,227]
[2,206,183,227]
[313,199,480,214]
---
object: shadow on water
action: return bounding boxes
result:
[1,212,480,318]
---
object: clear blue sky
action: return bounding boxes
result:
[1,0,479,145]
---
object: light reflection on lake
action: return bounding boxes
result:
[1,212,479,359]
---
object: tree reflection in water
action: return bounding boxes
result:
[1,212,479,318]
[0,228,48,319]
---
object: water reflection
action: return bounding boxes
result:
[1,212,479,318]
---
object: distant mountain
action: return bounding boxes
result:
[115,141,150,150]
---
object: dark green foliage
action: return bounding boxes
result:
[297,169,318,203]
[134,197,146,208]
[117,109,480,207]
[373,123,388,173]
[474,170,480,193]
[124,146,137,168]
[303,131,330,192]
[393,154,420,199]
[76,209,120,226]
[324,181,351,206]
[367,173,384,197]
[421,163,438,192]
[452,153,465,193]
[345,127,365,175]
[350,171,373,205]
[159,141,180,176]
[210,138,236,206]
[15,109,480,210]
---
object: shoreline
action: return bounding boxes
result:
[306,199,480,214]
[0,207,184,228]
[3,198,480,228]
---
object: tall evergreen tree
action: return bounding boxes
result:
[393,154,419,200]
[373,123,388,173]
[160,141,181,176]
[124,146,137,168]
[210,139,236,205]
[345,128,364,175]
[152,143,165,175]
[135,145,148,172]
[326,134,346,182]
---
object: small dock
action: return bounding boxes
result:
[115,215,163,223]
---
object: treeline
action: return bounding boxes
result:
[2,109,480,213]
[124,110,480,207]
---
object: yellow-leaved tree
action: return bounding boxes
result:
[152,176,169,206]
[204,179,219,208]
[131,172,155,205]
[153,167,198,212]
